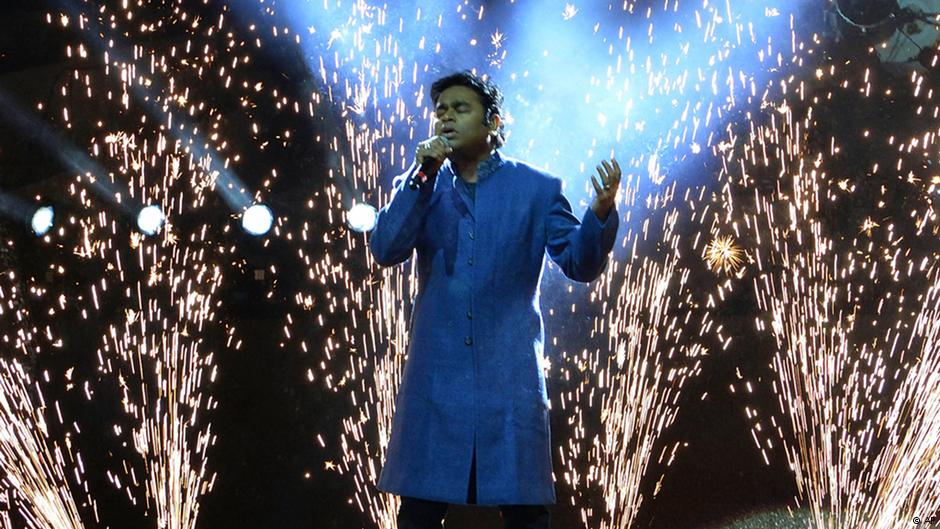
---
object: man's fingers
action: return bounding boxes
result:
[416,138,452,164]
[435,136,453,152]
[591,175,604,195]
[603,159,621,184]
[596,164,609,184]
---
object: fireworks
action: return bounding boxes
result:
[583,178,711,529]
[704,235,745,275]
[715,29,940,527]
[0,357,85,529]
[0,258,90,528]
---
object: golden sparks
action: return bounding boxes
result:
[704,235,745,275]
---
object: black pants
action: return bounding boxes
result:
[396,451,551,529]
[397,497,551,529]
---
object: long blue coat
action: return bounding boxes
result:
[369,150,618,505]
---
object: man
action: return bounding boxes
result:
[369,71,620,529]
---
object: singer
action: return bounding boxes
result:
[369,71,620,529]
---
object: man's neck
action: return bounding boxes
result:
[452,147,495,184]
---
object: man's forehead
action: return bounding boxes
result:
[436,86,481,106]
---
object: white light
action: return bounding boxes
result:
[241,204,273,236]
[31,206,54,236]
[137,205,165,235]
[347,203,377,233]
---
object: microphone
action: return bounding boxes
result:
[409,136,451,190]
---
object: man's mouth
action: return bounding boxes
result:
[441,127,457,136]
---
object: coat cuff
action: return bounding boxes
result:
[582,206,619,251]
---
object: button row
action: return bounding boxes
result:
[466,221,475,347]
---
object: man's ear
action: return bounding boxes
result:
[488,114,501,134]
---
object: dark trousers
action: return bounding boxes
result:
[397,498,550,529]
[396,451,551,529]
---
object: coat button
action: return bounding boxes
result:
[469,231,475,240]
[468,257,473,265]
[465,336,473,345]
[466,310,472,319]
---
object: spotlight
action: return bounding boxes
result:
[137,205,165,235]
[835,0,899,30]
[31,206,54,236]
[346,203,378,233]
[241,203,273,236]
[832,0,940,74]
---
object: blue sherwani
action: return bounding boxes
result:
[369,150,618,505]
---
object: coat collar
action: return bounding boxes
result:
[444,149,504,186]
[442,150,504,221]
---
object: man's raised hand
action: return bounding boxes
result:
[590,158,621,221]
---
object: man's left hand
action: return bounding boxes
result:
[590,158,621,222]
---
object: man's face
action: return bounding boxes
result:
[432,85,495,154]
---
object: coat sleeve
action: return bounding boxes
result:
[368,163,435,267]
[544,178,619,282]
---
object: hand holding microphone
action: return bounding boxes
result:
[409,135,453,189]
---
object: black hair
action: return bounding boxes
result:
[430,71,507,148]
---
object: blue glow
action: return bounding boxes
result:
[57,0,253,212]
[0,87,126,212]
[269,0,803,210]
[137,205,166,236]
[347,203,378,233]
[492,0,801,196]
[241,204,274,236]
[31,206,54,236]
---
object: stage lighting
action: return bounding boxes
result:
[31,206,54,236]
[833,0,940,74]
[137,205,165,235]
[241,203,274,236]
[835,0,899,29]
[347,203,378,233]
